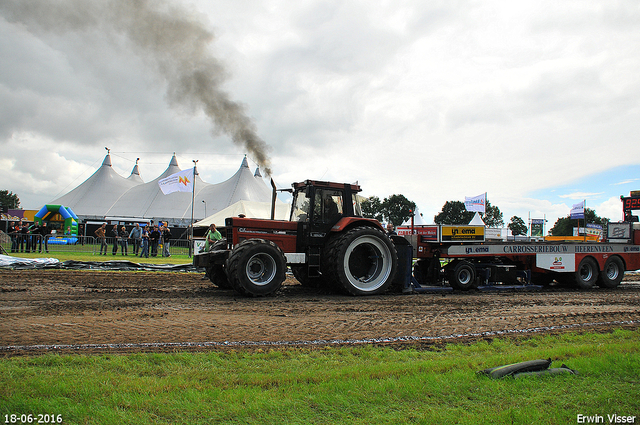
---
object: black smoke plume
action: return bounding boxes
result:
[1,0,273,174]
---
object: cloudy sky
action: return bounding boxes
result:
[1,0,639,232]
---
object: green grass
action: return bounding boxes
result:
[1,249,192,265]
[1,329,638,424]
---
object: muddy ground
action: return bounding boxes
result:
[1,269,639,355]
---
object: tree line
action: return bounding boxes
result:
[361,193,606,237]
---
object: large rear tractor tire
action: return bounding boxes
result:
[226,239,287,296]
[447,261,478,290]
[571,257,599,290]
[207,264,231,289]
[323,226,398,296]
[596,256,624,288]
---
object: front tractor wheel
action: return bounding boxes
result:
[226,239,287,296]
[324,226,398,296]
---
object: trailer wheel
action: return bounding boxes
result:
[572,257,599,290]
[448,261,477,291]
[207,264,231,289]
[324,226,398,296]
[226,239,286,296]
[596,256,624,288]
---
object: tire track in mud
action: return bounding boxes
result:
[0,270,639,354]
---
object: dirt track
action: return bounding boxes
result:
[1,269,639,355]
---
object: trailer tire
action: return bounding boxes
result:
[448,261,477,291]
[596,256,624,288]
[207,264,231,289]
[572,257,599,290]
[226,239,286,296]
[324,226,398,296]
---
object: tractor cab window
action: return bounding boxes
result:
[313,189,343,223]
[291,188,311,222]
[352,193,363,217]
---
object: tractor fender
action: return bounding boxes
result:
[330,217,384,233]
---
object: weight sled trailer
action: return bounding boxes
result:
[404,221,640,291]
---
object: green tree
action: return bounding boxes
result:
[434,201,474,225]
[362,194,416,226]
[550,208,607,236]
[508,216,528,236]
[482,200,504,228]
[361,196,383,222]
[0,190,20,209]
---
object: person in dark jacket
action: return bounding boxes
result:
[110,224,119,255]
[149,225,160,257]
[39,222,51,253]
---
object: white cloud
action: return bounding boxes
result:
[0,0,639,234]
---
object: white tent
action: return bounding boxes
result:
[51,154,142,220]
[194,200,291,227]
[400,208,429,226]
[104,154,209,226]
[52,154,276,227]
[469,212,485,226]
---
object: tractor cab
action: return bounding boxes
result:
[290,180,364,239]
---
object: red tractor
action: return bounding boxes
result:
[193,180,398,296]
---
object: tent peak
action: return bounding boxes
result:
[169,154,179,167]
[241,156,249,168]
[102,154,112,167]
[254,167,262,178]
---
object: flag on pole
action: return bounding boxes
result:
[464,193,486,213]
[158,169,194,195]
[570,201,585,219]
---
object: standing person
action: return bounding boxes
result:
[78,224,85,245]
[110,224,119,255]
[119,226,129,255]
[19,221,27,252]
[129,223,142,255]
[139,226,149,258]
[27,221,38,252]
[161,225,172,257]
[40,222,51,253]
[94,223,107,255]
[203,223,222,252]
[149,225,160,257]
[386,222,397,237]
[9,221,17,253]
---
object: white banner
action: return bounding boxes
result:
[464,193,486,213]
[570,201,585,219]
[158,168,194,195]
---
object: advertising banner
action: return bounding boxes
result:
[536,253,576,272]
[397,225,438,241]
[440,225,485,242]
[531,219,544,237]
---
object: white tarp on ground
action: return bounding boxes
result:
[0,255,60,268]
[194,200,291,227]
